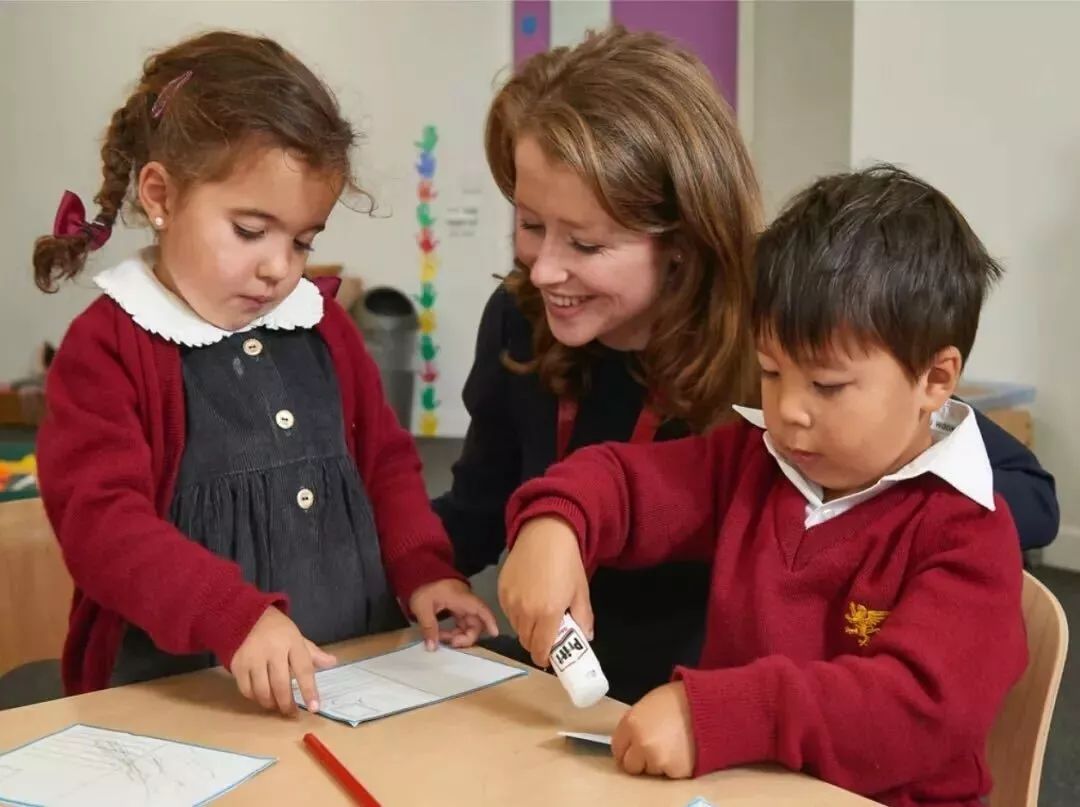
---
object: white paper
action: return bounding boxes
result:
[0,724,273,807]
[295,642,527,727]
[558,731,613,746]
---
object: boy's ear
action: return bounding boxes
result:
[920,346,963,413]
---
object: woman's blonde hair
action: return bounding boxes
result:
[485,26,762,432]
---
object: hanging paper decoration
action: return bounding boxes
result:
[415,124,441,436]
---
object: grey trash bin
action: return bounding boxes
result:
[351,287,419,430]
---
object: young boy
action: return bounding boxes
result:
[497,165,1027,807]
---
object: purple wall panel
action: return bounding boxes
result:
[514,1,552,67]
[612,0,738,107]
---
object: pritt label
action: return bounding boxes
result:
[550,625,588,673]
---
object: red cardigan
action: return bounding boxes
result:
[507,423,1027,807]
[38,281,463,695]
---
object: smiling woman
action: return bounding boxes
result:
[511,136,670,352]
[434,26,762,703]
[434,25,1061,707]
[487,28,761,428]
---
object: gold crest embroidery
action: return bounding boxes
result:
[844,602,889,647]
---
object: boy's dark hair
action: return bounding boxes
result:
[34,30,361,292]
[753,163,1002,375]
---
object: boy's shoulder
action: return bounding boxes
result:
[708,410,774,460]
[902,477,1021,563]
[703,415,777,488]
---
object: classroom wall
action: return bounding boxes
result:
[744,0,853,217]
[0,3,128,382]
[849,0,1080,562]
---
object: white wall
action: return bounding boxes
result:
[1,2,138,380]
[550,0,610,48]
[850,0,1080,558]
[744,0,853,217]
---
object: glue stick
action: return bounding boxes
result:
[549,613,608,708]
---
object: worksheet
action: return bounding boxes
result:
[558,731,613,746]
[0,724,273,807]
[295,642,527,727]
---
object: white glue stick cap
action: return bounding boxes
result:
[549,613,609,708]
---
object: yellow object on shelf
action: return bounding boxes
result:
[0,455,37,501]
[0,455,36,478]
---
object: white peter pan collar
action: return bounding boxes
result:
[92,249,323,347]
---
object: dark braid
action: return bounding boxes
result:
[95,99,144,227]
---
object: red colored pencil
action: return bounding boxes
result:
[302,733,382,807]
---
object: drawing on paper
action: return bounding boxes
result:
[0,724,273,807]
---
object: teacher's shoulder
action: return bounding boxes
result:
[478,282,534,363]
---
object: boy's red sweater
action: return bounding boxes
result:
[507,423,1026,806]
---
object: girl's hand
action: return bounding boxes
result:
[409,579,499,650]
[230,606,337,715]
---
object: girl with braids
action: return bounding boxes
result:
[33,31,496,713]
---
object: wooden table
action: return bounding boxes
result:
[0,630,876,806]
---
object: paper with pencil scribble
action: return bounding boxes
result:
[0,723,273,806]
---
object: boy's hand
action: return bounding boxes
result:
[612,682,696,779]
[230,606,337,716]
[498,516,593,666]
[409,579,499,650]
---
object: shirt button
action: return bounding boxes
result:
[275,409,295,430]
[822,508,834,519]
[243,338,263,357]
[296,488,315,510]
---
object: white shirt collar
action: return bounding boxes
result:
[733,399,996,521]
[92,249,324,347]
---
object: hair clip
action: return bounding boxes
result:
[151,70,193,120]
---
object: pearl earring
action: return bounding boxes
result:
[153,216,164,228]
